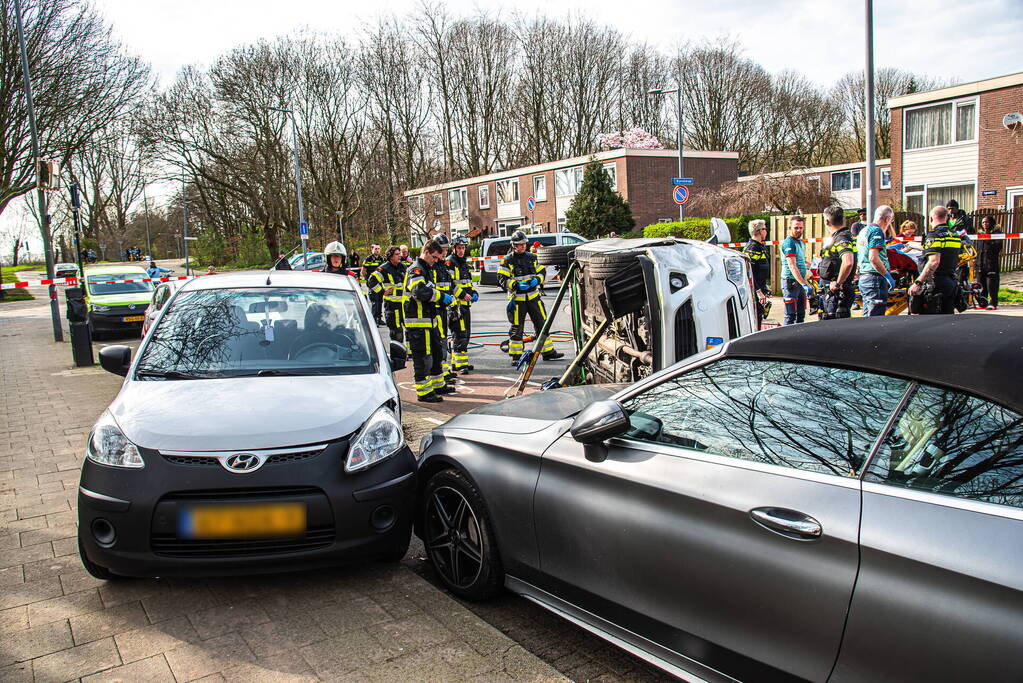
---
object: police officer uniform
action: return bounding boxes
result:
[497,231,563,365]
[369,247,407,344]
[742,238,771,327]
[818,228,856,319]
[362,251,386,323]
[403,256,451,402]
[911,223,962,315]
[446,236,477,374]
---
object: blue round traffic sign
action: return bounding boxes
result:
[673,185,689,205]
[526,196,536,211]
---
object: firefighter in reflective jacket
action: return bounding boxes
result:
[369,246,407,344]
[431,233,455,382]
[497,230,564,366]
[362,244,385,324]
[403,240,454,402]
[446,235,478,374]
[818,206,857,319]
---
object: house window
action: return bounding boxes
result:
[806,175,821,190]
[555,167,584,197]
[905,99,976,150]
[603,163,618,191]
[407,196,424,217]
[831,170,861,192]
[478,185,490,209]
[448,188,468,215]
[556,216,567,231]
[433,193,443,215]
[533,175,547,202]
[904,193,924,216]
[496,179,519,204]
[880,169,891,190]
[927,184,975,213]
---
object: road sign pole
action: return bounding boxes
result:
[676,86,685,222]
[70,183,85,285]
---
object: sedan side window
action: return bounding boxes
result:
[621,359,909,477]
[864,385,1023,510]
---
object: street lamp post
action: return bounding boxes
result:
[335,211,344,244]
[142,184,153,259]
[269,107,307,269]
[181,169,190,276]
[649,86,685,221]
[864,0,877,218]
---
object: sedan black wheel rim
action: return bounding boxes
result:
[425,485,484,589]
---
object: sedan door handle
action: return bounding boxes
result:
[749,507,822,541]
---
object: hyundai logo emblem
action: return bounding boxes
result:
[224,453,262,472]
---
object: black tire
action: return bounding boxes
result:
[588,251,641,280]
[536,244,576,267]
[78,534,120,581]
[419,469,503,601]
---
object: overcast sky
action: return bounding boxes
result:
[5,0,1022,257]
[95,0,1022,88]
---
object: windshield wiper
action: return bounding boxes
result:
[247,369,329,377]
[135,369,215,380]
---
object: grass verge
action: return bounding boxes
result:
[998,288,1023,305]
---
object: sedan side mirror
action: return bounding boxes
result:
[99,345,132,377]
[571,400,629,462]
[389,341,408,372]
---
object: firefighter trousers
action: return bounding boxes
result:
[435,306,452,376]
[384,301,404,345]
[448,305,471,371]
[406,327,444,397]
[506,296,554,358]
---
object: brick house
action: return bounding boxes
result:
[888,70,1023,222]
[403,149,739,244]
[737,160,894,210]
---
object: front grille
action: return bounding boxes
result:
[162,454,218,467]
[96,304,146,316]
[151,527,334,557]
[150,486,334,557]
[160,448,322,468]
[267,450,320,465]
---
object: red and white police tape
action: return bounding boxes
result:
[0,275,192,291]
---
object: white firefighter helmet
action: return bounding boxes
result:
[324,241,347,257]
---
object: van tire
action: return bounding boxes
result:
[536,244,576,267]
[587,251,641,280]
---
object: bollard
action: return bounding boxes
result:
[65,287,94,367]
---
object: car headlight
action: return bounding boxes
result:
[91,304,111,312]
[346,406,405,473]
[87,412,144,468]
[724,257,749,308]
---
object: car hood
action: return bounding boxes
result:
[88,291,153,306]
[443,384,624,434]
[109,374,394,451]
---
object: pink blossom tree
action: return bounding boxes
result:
[597,127,665,150]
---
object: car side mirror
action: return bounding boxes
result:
[571,400,629,462]
[99,345,132,377]
[389,341,407,372]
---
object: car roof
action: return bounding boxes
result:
[178,269,357,293]
[724,315,1023,413]
[84,265,148,276]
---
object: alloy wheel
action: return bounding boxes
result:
[424,485,484,589]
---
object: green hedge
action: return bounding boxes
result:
[642,214,771,244]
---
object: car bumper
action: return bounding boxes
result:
[78,440,417,577]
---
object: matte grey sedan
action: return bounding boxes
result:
[415,315,1023,682]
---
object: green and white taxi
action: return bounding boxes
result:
[84,265,154,337]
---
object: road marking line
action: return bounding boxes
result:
[495,375,541,387]
[422,417,445,425]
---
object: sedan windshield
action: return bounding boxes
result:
[87,274,153,296]
[136,287,375,378]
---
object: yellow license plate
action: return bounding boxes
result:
[122,315,145,322]
[181,503,306,539]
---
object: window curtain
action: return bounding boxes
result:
[956,104,976,142]
[927,184,975,213]
[906,104,951,149]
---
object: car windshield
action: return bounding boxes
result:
[136,287,376,378]
[87,273,153,295]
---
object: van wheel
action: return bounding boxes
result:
[537,244,576,267]
[587,251,641,280]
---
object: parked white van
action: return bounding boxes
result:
[478,232,586,286]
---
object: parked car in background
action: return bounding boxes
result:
[289,251,324,271]
[416,315,1023,683]
[55,262,80,279]
[80,270,412,579]
[479,232,585,286]
[83,265,153,338]
[141,279,183,336]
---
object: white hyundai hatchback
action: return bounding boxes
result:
[78,270,413,578]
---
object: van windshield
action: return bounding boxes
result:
[136,287,376,379]
[87,274,153,296]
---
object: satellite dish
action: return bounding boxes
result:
[1003,112,1023,130]
[708,217,731,245]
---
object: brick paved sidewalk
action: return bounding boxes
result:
[0,295,566,682]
